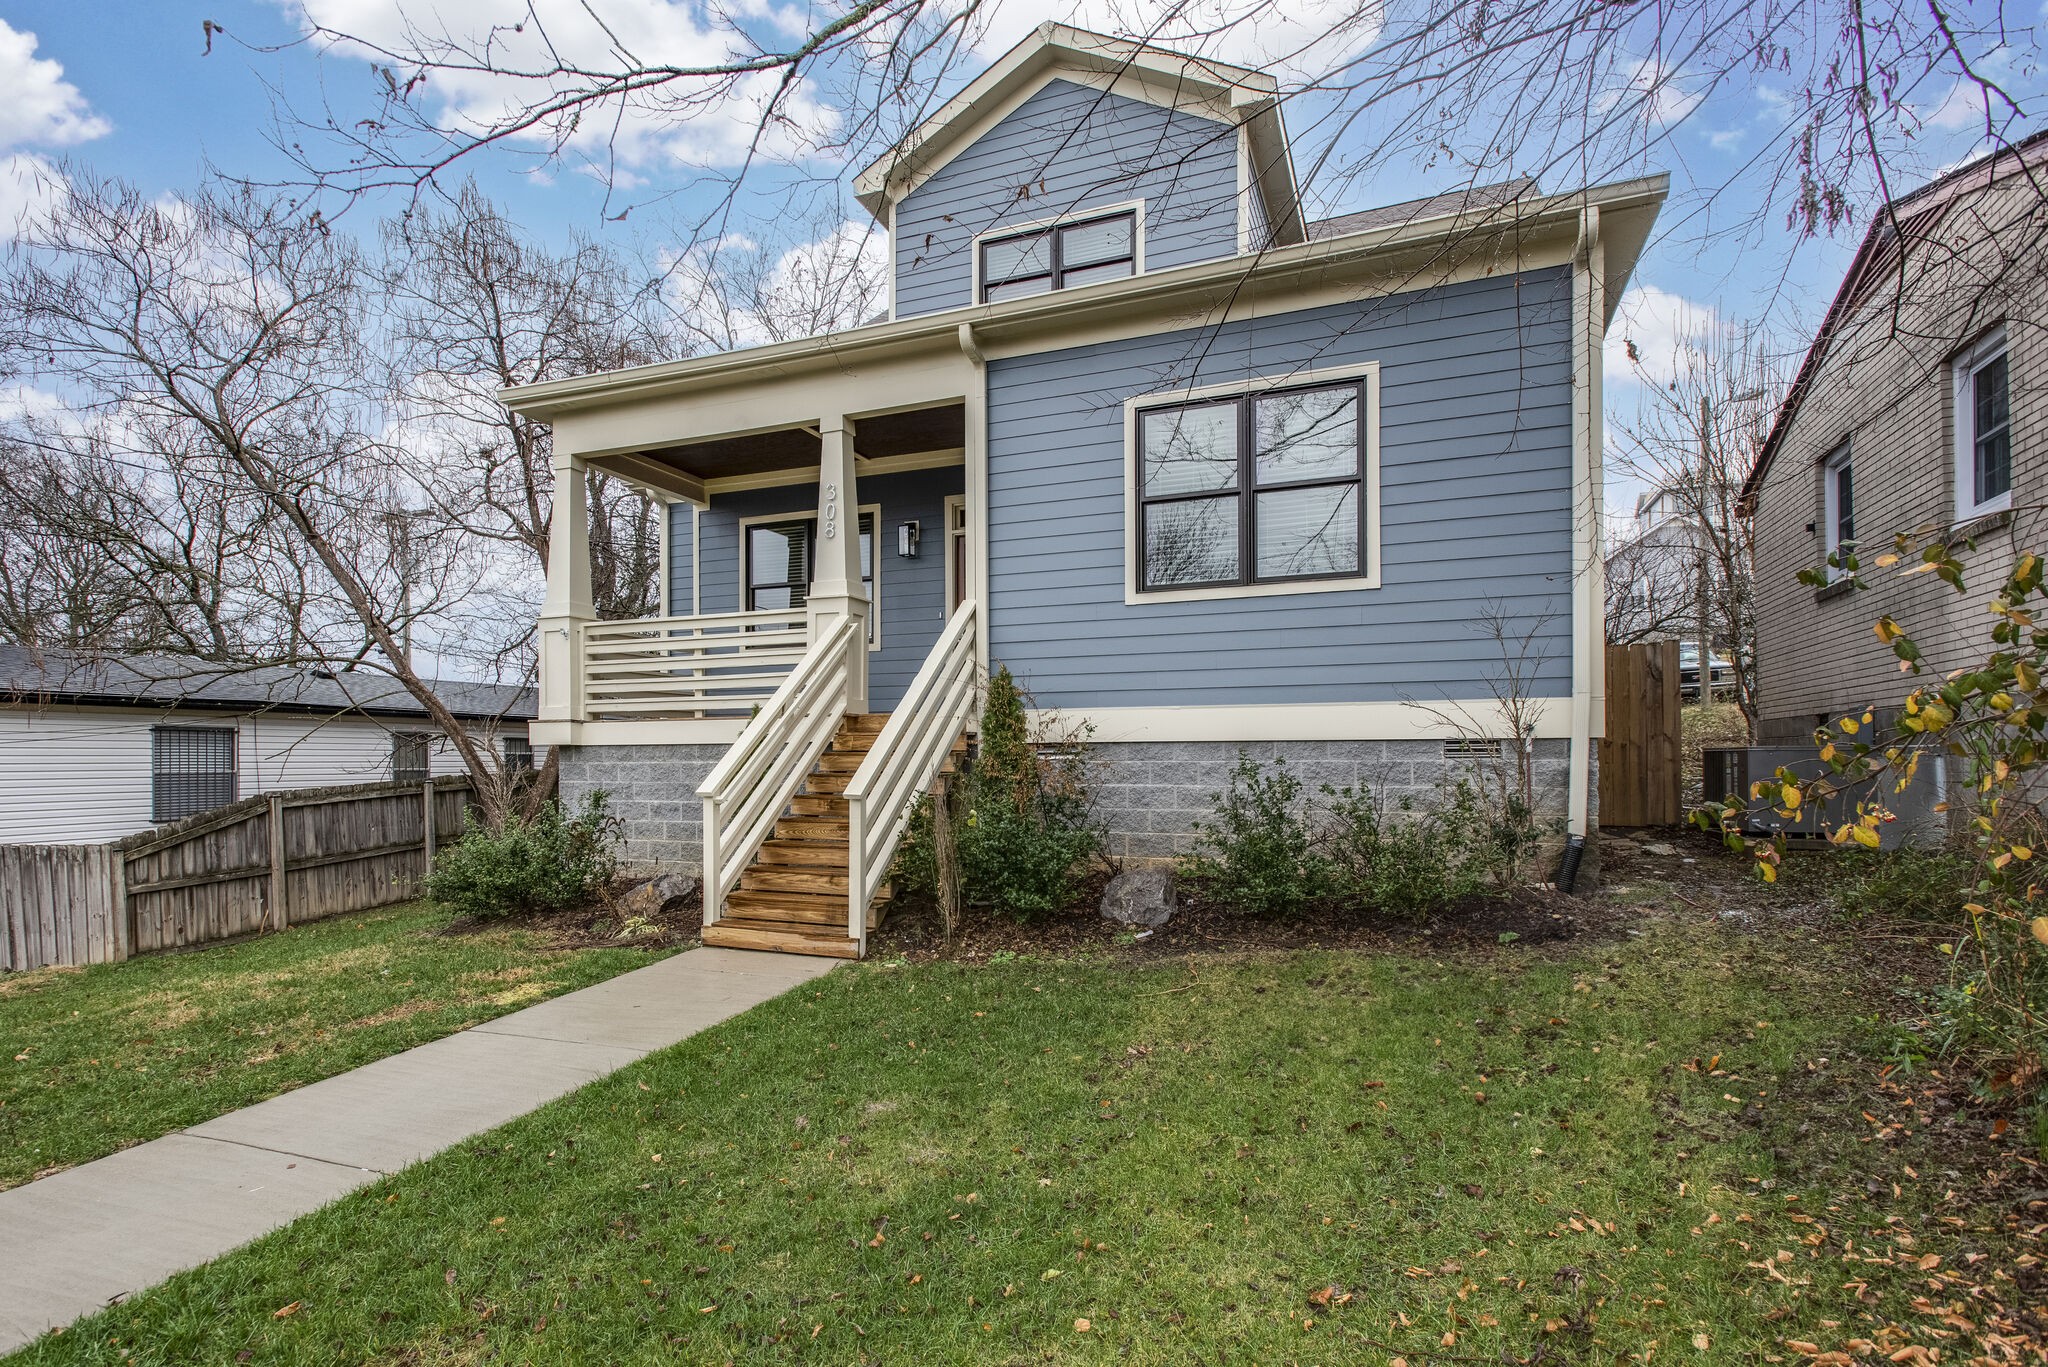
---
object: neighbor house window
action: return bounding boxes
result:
[1135,379,1366,591]
[391,732,432,784]
[1823,442,1855,579]
[1954,327,2011,519]
[501,735,534,772]
[151,726,237,822]
[744,512,877,641]
[979,210,1136,303]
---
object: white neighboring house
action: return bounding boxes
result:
[0,646,538,844]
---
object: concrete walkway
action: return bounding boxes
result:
[0,946,834,1353]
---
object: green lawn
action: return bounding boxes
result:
[9,912,2036,1365]
[0,903,667,1190]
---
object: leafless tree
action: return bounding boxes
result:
[1602,525,1699,646]
[1609,326,1784,731]
[0,172,545,822]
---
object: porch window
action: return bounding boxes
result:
[1135,379,1366,592]
[151,725,237,822]
[979,210,1136,304]
[1954,327,2011,519]
[744,512,877,640]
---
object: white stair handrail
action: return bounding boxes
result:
[843,600,979,955]
[697,614,860,924]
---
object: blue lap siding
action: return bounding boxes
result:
[894,78,1241,319]
[983,267,1577,709]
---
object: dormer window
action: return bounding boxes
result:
[978,209,1137,303]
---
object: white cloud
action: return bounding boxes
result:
[1601,56,1705,129]
[1606,284,1719,391]
[665,218,886,347]
[0,20,109,149]
[293,0,840,170]
[966,0,1380,85]
[0,154,65,241]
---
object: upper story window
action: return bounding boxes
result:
[1954,326,2011,520]
[1822,441,1855,580]
[151,725,237,822]
[1132,374,1375,599]
[978,210,1137,304]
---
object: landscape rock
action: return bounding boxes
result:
[1100,865,1177,927]
[614,871,698,919]
[1640,842,1677,857]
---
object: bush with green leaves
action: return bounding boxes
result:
[1186,754,1511,918]
[1182,754,1331,917]
[425,791,622,920]
[893,666,1103,921]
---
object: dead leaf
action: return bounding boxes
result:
[1308,1286,1335,1307]
[272,1302,302,1319]
[1074,1318,1091,1332]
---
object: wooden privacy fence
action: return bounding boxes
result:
[1599,640,1684,828]
[2,777,476,972]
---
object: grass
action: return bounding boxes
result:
[9,914,2036,1365]
[0,902,667,1190]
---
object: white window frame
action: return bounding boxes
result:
[737,503,884,650]
[1953,325,2012,521]
[943,493,967,613]
[1122,361,1382,605]
[969,199,1146,305]
[1822,441,1855,580]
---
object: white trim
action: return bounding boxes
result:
[689,504,701,615]
[656,497,673,616]
[968,200,1146,305]
[1952,324,2012,521]
[943,493,967,613]
[1037,697,1576,744]
[529,717,748,748]
[1235,123,1253,256]
[1121,361,1382,604]
[1822,440,1855,578]
[738,503,885,651]
[885,200,899,323]
[702,448,965,497]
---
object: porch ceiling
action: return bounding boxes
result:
[636,403,965,483]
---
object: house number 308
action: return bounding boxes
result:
[821,484,839,539]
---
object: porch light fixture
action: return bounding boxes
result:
[897,520,920,558]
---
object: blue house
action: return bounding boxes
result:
[505,23,1664,957]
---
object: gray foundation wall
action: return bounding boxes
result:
[560,736,1579,874]
[1092,738,1575,862]
[558,743,726,874]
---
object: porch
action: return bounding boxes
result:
[514,339,989,960]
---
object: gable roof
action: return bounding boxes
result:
[1307,177,1540,239]
[854,23,1304,246]
[0,645,535,723]
[1740,128,2048,514]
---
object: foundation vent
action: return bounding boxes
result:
[1442,738,1503,759]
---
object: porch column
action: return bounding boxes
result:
[537,449,594,727]
[807,416,870,713]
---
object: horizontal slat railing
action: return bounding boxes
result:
[844,601,979,954]
[580,608,808,719]
[696,615,860,925]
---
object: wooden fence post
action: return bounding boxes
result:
[267,794,288,931]
[422,781,437,880]
[108,847,131,963]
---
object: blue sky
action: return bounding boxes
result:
[0,0,2036,515]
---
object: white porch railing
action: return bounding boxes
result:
[580,609,808,719]
[844,600,979,955]
[696,614,860,924]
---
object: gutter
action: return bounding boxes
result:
[501,174,1669,419]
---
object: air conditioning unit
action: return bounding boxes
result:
[1700,746,1950,849]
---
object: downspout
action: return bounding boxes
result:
[1565,204,1606,858]
[957,323,991,682]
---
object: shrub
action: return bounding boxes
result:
[1320,779,1493,916]
[1183,753,1330,916]
[425,791,621,920]
[893,666,1103,921]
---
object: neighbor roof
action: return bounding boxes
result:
[1740,128,2048,514]
[1307,177,1540,239]
[0,645,535,722]
[853,22,1304,246]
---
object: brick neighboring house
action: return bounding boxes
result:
[1743,131,2048,745]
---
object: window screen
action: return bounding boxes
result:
[391,732,432,784]
[151,726,237,823]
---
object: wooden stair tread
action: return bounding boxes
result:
[724,888,848,924]
[703,919,858,958]
[741,867,850,894]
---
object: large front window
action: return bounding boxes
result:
[979,210,1136,303]
[1136,380,1366,592]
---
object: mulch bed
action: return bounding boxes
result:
[868,873,1619,965]
[437,881,705,952]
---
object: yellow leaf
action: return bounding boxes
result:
[2015,845,2035,860]
[1875,553,1901,568]
[1852,825,1881,849]
[1840,716,1860,735]
[1782,784,1802,811]
[2031,916,2048,945]
[1759,862,1778,883]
